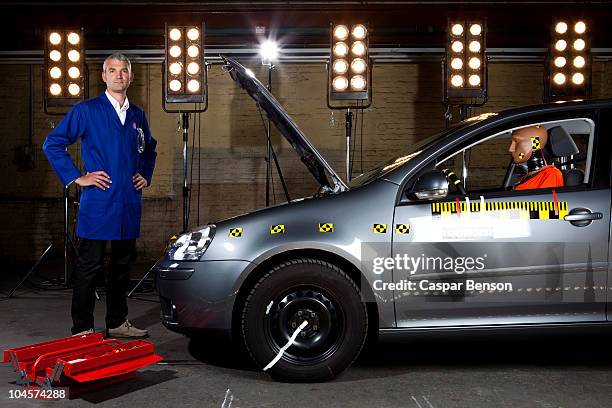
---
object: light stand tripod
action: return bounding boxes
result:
[262,62,290,206]
[326,58,372,184]
[8,61,89,298]
[344,109,353,181]
[180,112,189,233]
[8,186,84,298]
[161,60,209,233]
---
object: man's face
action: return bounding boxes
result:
[102,59,133,93]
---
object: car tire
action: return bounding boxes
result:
[241,258,368,382]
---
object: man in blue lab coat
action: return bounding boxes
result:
[43,53,157,338]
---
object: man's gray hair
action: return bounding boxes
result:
[103,53,132,72]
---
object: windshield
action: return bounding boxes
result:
[347,114,496,188]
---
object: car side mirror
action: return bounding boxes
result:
[408,170,449,200]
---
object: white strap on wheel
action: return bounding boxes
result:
[263,320,308,371]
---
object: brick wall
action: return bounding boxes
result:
[1,60,611,261]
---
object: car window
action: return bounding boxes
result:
[435,118,595,194]
[348,115,496,189]
[465,133,511,192]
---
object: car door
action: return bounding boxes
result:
[392,113,610,328]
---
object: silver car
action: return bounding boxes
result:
[156,57,612,382]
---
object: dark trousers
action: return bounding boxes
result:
[71,238,135,334]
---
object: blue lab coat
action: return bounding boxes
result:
[43,93,157,240]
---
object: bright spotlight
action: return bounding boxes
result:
[49,32,61,45]
[351,41,366,56]
[333,59,348,75]
[332,76,349,91]
[451,24,463,36]
[333,25,349,41]
[68,66,80,79]
[67,50,80,62]
[350,75,366,91]
[451,74,463,87]
[572,73,584,85]
[469,24,482,36]
[260,40,279,63]
[350,58,366,74]
[554,56,567,68]
[49,50,61,62]
[187,62,200,75]
[451,41,463,53]
[555,22,568,34]
[574,21,586,34]
[169,28,182,41]
[468,41,481,53]
[555,39,567,51]
[187,28,200,41]
[169,79,182,92]
[333,42,348,57]
[49,67,62,79]
[169,45,182,58]
[573,56,585,68]
[468,57,481,70]
[187,79,200,93]
[187,45,200,58]
[351,24,367,40]
[49,83,62,96]
[68,83,80,96]
[553,73,566,85]
[169,62,182,75]
[67,32,80,45]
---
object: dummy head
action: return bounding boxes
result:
[508,125,548,164]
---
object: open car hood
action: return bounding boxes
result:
[222,57,347,193]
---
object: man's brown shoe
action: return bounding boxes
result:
[107,320,148,338]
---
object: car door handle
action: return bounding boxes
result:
[564,208,603,227]
[564,213,603,221]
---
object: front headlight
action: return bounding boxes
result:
[168,225,215,261]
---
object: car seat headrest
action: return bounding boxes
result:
[546,126,579,157]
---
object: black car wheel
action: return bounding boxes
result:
[240,258,368,382]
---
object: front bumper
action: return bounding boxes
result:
[155,258,254,334]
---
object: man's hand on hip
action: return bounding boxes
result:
[75,171,112,190]
[133,173,148,190]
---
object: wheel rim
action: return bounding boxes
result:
[265,285,345,365]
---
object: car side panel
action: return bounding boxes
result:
[201,180,399,328]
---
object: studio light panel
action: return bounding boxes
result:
[165,23,206,103]
[445,20,487,102]
[328,23,371,102]
[44,29,87,107]
[546,20,590,101]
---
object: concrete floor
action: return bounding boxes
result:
[1,260,612,407]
